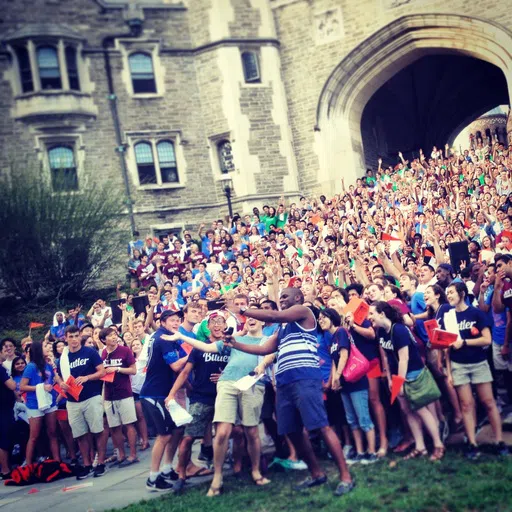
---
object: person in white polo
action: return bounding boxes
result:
[100,327,139,467]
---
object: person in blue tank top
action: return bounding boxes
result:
[227,287,354,498]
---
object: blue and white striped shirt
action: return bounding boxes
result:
[275,320,322,386]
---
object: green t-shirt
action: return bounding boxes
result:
[215,335,266,384]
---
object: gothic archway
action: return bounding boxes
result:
[314,14,512,191]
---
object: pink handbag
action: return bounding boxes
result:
[341,329,370,383]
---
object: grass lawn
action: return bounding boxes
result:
[115,449,512,512]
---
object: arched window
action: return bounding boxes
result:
[217,140,235,174]
[48,146,78,192]
[15,46,33,92]
[241,51,260,83]
[37,46,61,89]
[65,46,80,91]
[129,53,156,94]
[157,141,178,183]
[135,142,157,184]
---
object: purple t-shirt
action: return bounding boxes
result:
[102,345,135,401]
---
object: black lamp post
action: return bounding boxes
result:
[219,175,234,218]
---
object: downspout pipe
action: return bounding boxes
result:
[102,27,140,235]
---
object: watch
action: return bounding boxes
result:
[240,306,248,314]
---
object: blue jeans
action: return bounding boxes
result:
[341,389,374,433]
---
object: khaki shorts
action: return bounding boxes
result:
[451,360,493,387]
[67,395,104,438]
[184,402,214,438]
[104,397,137,428]
[213,380,264,427]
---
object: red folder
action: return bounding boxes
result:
[424,319,439,343]
[430,329,458,350]
[343,298,369,325]
[100,372,115,383]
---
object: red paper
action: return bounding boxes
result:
[424,319,439,343]
[65,376,83,401]
[424,249,435,258]
[100,372,116,383]
[367,358,382,379]
[391,375,406,404]
[343,298,370,325]
[29,322,45,329]
[53,383,67,398]
[430,329,458,350]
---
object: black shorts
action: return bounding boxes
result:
[141,397,178,436]
[324,389,348,429]
[0,408,14,451]
[260,382,276,420]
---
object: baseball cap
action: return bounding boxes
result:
[160,309,183,322]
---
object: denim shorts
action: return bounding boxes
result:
[341,389,374,433]
[276,379,329,436]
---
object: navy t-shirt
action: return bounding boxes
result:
[330,328,368,392]
[350,319,378,361]
[378,323,424,375]
[57,346,103,402]
[0,365,15,411]
[440,306,491,365]
[140,327,187,398]
[187,345,229,405]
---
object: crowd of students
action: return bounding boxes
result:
[1,138,512,499]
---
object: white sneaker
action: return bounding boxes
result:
[503,412,512,425]
[286,459,308,470]
[343,445,354,458]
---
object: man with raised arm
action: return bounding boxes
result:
[225,287,354,497]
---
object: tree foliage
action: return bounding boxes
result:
[0,170,128,300]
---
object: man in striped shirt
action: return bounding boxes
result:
[228,288,353,497]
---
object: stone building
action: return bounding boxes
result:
[1,0,511,237]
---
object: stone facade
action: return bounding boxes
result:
[1,0,512,237]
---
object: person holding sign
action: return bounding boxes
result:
[443,282,508,459]
[55,325,106,480]
[100,327,138,467]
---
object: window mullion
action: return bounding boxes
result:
[27,40,41,92]
[58,39,70,91]
[152,140,162,185]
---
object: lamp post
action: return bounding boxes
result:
[219,175,234,218]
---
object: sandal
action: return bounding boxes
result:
[206,484,223,497]
[187,467,214,478]
[376,448,388,458]
[430,446,445,461]
[139,443,150,451]
[403,448,428,460]
[253,476,271,486]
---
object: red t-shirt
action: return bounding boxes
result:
[101,345,136,401]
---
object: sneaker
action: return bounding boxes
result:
[69,458,79,467]
[285,459,308,470]
[343,445,355,458]
[333,480,355,497]
[347,453,365,465]
[161,468,179,481]
[146,475,173,492]
[94,464,107,478]
[294,474,328,491]
[439,421,450,443]
[496,442,509,457]
[76,465,94,480]
[361,453,378,465]
[464,444,480,461]
[0,472,11,481]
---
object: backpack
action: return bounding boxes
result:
[4,460,74,486]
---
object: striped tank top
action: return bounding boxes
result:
[275,319,322,387]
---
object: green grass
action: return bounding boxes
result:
[114,451,512,512]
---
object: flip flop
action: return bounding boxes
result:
[206,484,223,497]
[139,444,150,451]
[187,467,214,478]
[118,458,140,468]
[253,476,271,486]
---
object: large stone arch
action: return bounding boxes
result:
[314,14,512,191]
